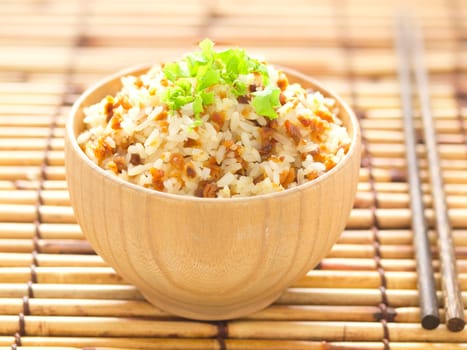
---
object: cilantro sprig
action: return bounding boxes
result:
[252,85,281,119]
[161,39,281,125]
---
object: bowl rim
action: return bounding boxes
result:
[66,63,361,203]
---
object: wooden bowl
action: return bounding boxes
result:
[65,65,361,320]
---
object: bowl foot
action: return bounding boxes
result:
[139,288,284,320]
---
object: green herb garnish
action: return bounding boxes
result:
[161,39,281,124]
[251,85,281,119]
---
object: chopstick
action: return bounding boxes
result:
[394,14,440,330]
[410,20,466,332]
[395,14,465,332]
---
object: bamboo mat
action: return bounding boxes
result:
[0,0,467,349]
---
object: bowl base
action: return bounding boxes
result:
[139,288,284,320]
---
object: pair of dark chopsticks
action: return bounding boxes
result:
[395,14,465,331]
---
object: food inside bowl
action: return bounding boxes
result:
[77,39,351,198]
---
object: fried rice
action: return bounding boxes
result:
[77,42,351,198]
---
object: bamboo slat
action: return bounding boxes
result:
[0,336,221,350]
[0,347,79,350]
[296,270,467,290]
[2,282,467,308]
[0,83,65,95]
[0,139,63,150]
[0,95,61,106]
[0,283,140,300]
[0,339,465,350]
[3,338,221,350]
[0,128,61,138]
[0,298,168,318]
[320,257,467,272]
[0,285,451,309]
[0,151,64,166]
[0,223,83,240]
[0,240,92,254]
[0,253,103,267]
[227,321,384,341]
[0,267,125,284]
[0,297,385,322]
[0,190,66,205]
[22,316,218,338]
[0,205,75,223]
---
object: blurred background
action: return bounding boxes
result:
[1,0,465,100]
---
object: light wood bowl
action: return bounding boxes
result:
[65,65,361,320]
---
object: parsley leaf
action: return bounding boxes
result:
[175,78,192,94]
[162,62,180,82]
[197,68,220,90]
[186,53,207,76]
[163,62,190,82]
[231,79,247,97]
[199,38,215,63]
[161,38,280,125]
[252,85,281,119]
[200,90,215,105]
[193,94,203,119]
[248,59,269,86]
[162,85,194,111]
